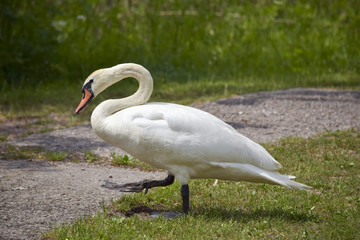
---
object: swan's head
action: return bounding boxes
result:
[75,63,153,114]
[75,68,110,114]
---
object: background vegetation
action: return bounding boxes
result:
[1,0,359,116]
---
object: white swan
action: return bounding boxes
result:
[75,63,311,213]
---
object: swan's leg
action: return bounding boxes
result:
[102,174,175,194]
[180,184,190,214]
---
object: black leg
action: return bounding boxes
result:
[180,184,190,214]
[102,174,175,194]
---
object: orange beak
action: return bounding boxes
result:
[75,89,93,114]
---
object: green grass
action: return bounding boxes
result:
[84,150,99,163]
[0,144,101,164]
[111,153,137,167]
[0,144,70,162]
[152,72,360,105]
[0,145,42,160]
[111,153,154,170]
[1,71,359,120]
[44,152,68,161]
[44,129,360,239]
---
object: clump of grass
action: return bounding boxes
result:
[111,153,137,167]
[44,129,360,239]
[71,158,81,163]
[84,151,99,163]
[0,145,42,160]
[43,152,68,161]
[110,152,154,171]
[0,144,99,164]
[0,144,72,162]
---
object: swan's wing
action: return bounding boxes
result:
[127,103,282,171]
[131,103,223,130]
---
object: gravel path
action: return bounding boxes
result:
[194,88,360,142]
[1,88,359,240]
[0,160,165,240]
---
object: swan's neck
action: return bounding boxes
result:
[91,64,153,126]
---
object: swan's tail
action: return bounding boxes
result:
[258,171,312,190]
[208,162,312,190]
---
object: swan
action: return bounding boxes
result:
[75,63,311,214]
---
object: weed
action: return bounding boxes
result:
[84,151,99,163]
[71,158,80,163]
[0,136,7,142]
[111,153,136,167]
[0,145,42,160]
[44,152,68,161]
[110,152,154,170]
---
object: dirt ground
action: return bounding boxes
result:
[0,88,359,240]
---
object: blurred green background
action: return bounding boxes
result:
[0,0,359,116]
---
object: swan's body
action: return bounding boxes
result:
[94,102,294,187]
[76,63,311,213]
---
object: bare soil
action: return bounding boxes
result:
[0,88,359,240]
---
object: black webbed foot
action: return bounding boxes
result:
[101,174,175,194]
[102,179,151,193]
